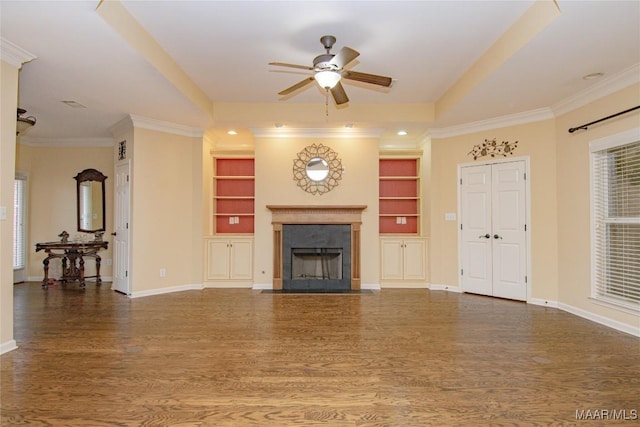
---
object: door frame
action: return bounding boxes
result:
[457,156,532,301]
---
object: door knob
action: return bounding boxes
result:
[479,234,491,239]
[493,234,503,239]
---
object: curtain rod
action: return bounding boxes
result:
[568,105,640,133]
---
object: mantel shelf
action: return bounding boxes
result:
[267,205,367,225]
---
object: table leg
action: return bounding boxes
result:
[42,257,50,288]
[79,256,86,287]
[95,255,102,285]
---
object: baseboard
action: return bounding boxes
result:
[558,302,640,337]
[381,282,429,289]
[361,283,381,291]
[203,282,253,289]
[429,283,461,292]
[0,340,18,355]
[528,297,559,308]
[129,283,203,299]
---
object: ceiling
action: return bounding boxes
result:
[2,1,639,148]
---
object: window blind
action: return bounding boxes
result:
[13,177,26,270]
[592,140,640,310]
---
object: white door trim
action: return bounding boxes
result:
[457,156,532,301]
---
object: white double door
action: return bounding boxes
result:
[460,160,527,301]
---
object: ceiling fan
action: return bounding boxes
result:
[269,35,393,105]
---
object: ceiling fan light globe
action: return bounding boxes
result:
[314,71,341,89]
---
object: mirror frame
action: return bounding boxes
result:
[292,143,343,195]
[74,168,107,233]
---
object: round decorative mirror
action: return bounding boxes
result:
[292,143,343,195]
[306,158,329,181]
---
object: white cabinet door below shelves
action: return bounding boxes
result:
[380,238,427,282]
[381,239,404,280]
[403,239,426,281]
[206,238,253,281]
[229,239,253,280]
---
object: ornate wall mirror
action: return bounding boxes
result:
[293,143,343,195]
[74,169,107,233]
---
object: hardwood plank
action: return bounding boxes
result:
[2,283,639,426]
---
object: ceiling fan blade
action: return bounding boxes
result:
[269,62,314,71]
[278,77,315,95]
[343,70,392,87]
[330,82,349,105]
[329,47,359,69]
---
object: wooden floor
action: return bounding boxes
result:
[2,283,639,426]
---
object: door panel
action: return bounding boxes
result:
[491,161,526,300]
[206,240,230,280]
[229,239,253,280]
[403,239,426,280]
[380,239,403,280]
[461,165,493,296]
[113,162,131,295]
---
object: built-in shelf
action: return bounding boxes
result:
[379,158,420,234]
[214,158,255,234]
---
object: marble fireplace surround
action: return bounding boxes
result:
[267,205,367,290]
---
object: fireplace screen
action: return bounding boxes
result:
[291,248,342,280]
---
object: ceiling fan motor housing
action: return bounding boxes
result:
[313,54,337,71]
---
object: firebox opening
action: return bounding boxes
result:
[291,248,343,280]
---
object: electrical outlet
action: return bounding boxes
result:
[106,258,112,266]
[159,268,166,277]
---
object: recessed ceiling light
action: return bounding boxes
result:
[61,100,86,108]
[397,130,408,136]
[274,123,283,128]
[345,123,353,129]
[583,72,604,80]
[227,130,238,135]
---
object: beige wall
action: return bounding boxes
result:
[251,137,380,287]
[16,144,114,280]
[555,83,640,328]
[1,60,19,350]
[430,119,559,301]
[129,127,204,293]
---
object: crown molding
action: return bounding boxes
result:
[129,114,204,137]
[427,63,640,139]
[109,114,204,138]
[551,63,640,116]
[18,136,113,147]
[428,108,554,139]
[0,38,36,68]
[250,127,384,139]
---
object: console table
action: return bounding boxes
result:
[36,241,108,288]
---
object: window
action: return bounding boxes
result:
[13,175,27,270]
[591,129,640,310]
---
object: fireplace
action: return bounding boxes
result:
[283,224,351,291]
[267,205,366,291]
